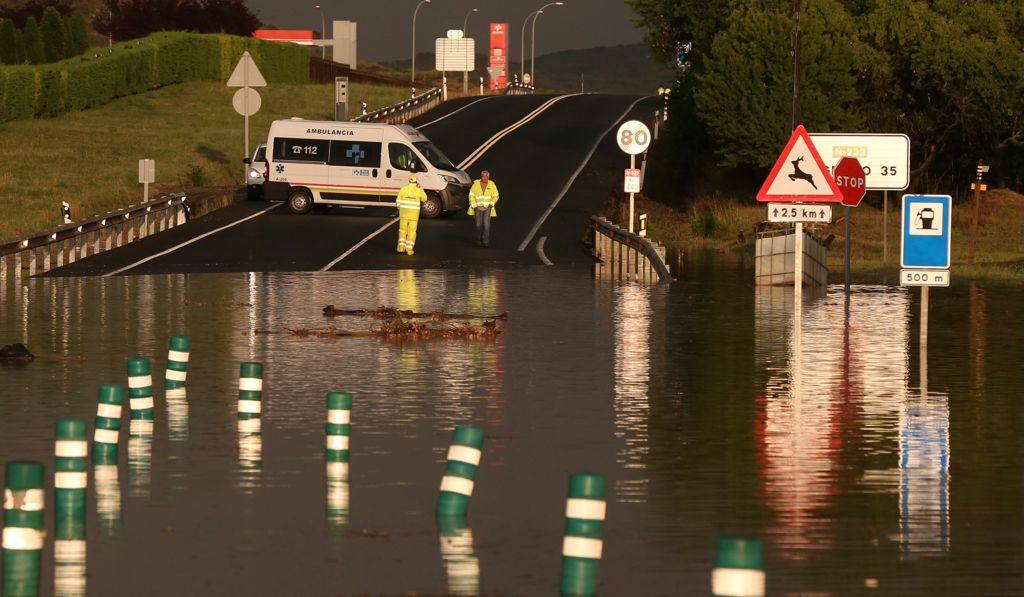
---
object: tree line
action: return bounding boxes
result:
[628,0,1024,199]
[0,8,89,65]
[93,0,261,42]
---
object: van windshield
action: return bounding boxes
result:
[413,141,455,170]
[254,146,266,162]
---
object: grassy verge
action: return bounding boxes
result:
[0,81,412,240]
[609,189,1024,285]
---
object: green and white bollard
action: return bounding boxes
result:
[127,358,154,420]
[436,426,484,517]
[164,335,190,389]
[325,461,350,527]
[237,362,263,419]
[560,472,606,596]
[54,419,88,528]
[92,385,124,465]
[712,537,765,597]
[3,461,45,597]
[325,392,351,462]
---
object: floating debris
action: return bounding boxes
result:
[286,319,501,341]
[322,305,508,321]
[0,343,34,360]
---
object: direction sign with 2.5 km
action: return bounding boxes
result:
[767,203,832,223]
[809,133,910,191]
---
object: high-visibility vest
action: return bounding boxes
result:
[468,180,499,216]
[396,183,427,216]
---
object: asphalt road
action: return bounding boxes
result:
[51,93,656,276]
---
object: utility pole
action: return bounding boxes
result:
[969,161,988,264]
[791,0,802,130]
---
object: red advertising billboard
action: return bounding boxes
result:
[489,22,508,91]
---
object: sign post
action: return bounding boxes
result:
[756,125,842,305]
[138,159,155,202]
[901,194,953,345]
[227,51,267,183]
[616,121,652,233]
[833,157,867,295]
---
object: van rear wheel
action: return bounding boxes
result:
[288,189,313,215]
[421,193,442,219]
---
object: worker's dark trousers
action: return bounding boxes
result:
[474,208,492,244]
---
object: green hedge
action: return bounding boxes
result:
[0,31,309,122]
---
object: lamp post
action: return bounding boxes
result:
[531,2,563,87]
[314,4,326,59]
[411,0,432,84]
[520,2,562,85]
[462,8,478,94]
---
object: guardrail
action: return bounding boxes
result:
[505,82,535,95]
[591,216,672,284]
[0,188,239,280]
[353,87,443,124]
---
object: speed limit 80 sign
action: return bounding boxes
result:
[617,120,652,155]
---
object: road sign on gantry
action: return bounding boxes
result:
[756,125,843,203]
[833,157,867,207]
[901,194,952,269]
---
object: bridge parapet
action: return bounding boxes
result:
[591,216,672,284]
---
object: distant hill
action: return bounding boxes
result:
[533,43,676,94]
[379,43,676,94]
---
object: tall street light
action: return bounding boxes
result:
[411,0,432,84]
[462,8,479,94]
[531,2,563,86]
[520,2,562,82]
[314,4,326,59]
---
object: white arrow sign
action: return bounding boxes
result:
[767,203,832,223]
[227,51,266,88]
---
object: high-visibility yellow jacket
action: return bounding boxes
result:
[468,180,499,217]
[396,183,427,218]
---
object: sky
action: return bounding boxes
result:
[245,0,644,62]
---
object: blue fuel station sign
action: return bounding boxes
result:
[901,195,952,269]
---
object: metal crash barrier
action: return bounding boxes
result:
[353,88,443,124]
[591,216,671,284]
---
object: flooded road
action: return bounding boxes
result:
[0,262,1021,595]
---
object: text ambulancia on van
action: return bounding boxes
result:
[262,119,471,218]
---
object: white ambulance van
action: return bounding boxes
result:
[262,119,471,218]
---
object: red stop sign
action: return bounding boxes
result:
[834,157,867,207]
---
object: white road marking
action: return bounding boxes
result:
[102,203,281,277]
[417,97,495,129]
[518,96,648,252]
[458,94,581,170]
[536,236,553,265]
[319,217,400,271]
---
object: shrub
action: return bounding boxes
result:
[22,16,44,64]
[0,19,16,64]
[40,7,66,63]
[689,211,725,238]
[0,31,309,122]
[65,13,89,56]
[181,164,210,187]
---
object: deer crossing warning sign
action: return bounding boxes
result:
[756,125,843,203]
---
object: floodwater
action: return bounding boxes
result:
[0,260,1021,595]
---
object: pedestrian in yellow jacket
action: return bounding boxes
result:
[468,170,499,247]
[396,175,427,255]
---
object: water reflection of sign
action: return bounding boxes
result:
[901,195,952,269]
[900,396,950,557]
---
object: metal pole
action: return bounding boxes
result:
[520,12,537,81]
[321,10,326,59]
[970,162,981,264]
[411,0,429,84]
[920,286,928,395]
[243,59,249,185]
[628,154,635,233]
[531,13,539,85]
[883,190,888,262]
[791,0,801,129]
[794,222,803,306]
[844,205,851,295]
[920,286,929,353]
[463,9,477,96]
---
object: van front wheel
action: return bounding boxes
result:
[287,189,313,215]
[421,192,442,219]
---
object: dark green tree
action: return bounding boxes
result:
[40,6,67,62]
[23,16,45,64]
[13,28,25,64]
[695,0,879,168]
[0,18,16,64]
[65,12,89,56]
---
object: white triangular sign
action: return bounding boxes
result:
[756,125,842,202]
[227,51,267,88]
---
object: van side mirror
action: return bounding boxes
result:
[243,157,252,165]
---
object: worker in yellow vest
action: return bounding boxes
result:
[468,170,499,247]
[396,175,427,255]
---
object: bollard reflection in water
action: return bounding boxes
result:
[437,516,480,596]
[53,520,86,597]
[127,419,153,498]
[612,282,652,503]
[325,461,350,527]
[93,464,121,535]
[165,388,189,441]
[237,418,262,491]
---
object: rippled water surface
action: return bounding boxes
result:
[0,262,1021,595]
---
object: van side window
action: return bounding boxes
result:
[388,143,421,172]
[274,138,329,163]
[329,141,382,167]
